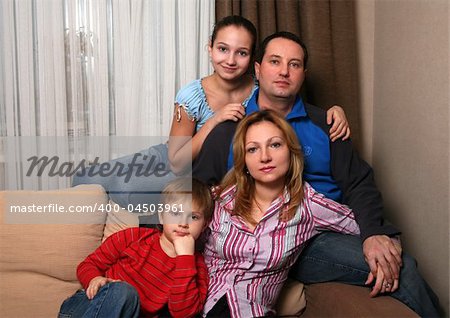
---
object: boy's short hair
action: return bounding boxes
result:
[160,177,214,221]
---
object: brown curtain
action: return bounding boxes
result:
[215,0,361,149]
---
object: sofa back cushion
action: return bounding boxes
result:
[0,185,108,318]
[103,199,139,241]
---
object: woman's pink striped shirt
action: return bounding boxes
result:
[203,182,360,317]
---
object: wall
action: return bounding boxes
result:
[355,0,375,163]
[357,0,449,315]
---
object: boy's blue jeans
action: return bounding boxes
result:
[58,282,140,318]
[290,232,441,317]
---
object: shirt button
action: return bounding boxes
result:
[213,298,217,302]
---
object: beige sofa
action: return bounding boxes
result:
[0,185,418,317]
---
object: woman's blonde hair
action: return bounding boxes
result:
[220,110,304,225]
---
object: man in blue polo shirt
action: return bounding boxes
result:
[192,31,440,317]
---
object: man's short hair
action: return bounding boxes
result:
[256,31,308,69]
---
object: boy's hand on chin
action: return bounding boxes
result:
[173,234,195,256]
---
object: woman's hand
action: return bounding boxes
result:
[365,265,399,297]
[363,235,403,291]
[326,105,351,142]
[364,235,403,297]
[86,276,121,300]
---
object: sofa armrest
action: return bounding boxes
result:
[0,185,108,318]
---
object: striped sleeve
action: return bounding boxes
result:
[168,253,209,318]
[305,184,360,235]
[76,227,148,289]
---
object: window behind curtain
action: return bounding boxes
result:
[0,0,214,190]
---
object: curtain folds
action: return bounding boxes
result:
[1,0,214,138]
[0,0,214,190]
[215,0,361,148]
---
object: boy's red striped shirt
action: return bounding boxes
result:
[77,227,208,318]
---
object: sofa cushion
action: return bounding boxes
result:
[0,185,108,318]
[276,278,306,317]
[301,282,418,317]
[103,200,139,241]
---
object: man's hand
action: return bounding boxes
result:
[86,276,121,300]
[327,105,351,142]
[363,235,403,287]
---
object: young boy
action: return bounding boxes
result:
[58,178,213,318]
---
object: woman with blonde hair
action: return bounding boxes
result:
[202,110,359,317]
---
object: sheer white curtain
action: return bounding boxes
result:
[0,0,214,189]
[113,0,213,136]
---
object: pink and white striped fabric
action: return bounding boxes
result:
[203,182,360,318]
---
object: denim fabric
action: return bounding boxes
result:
[72,143,177,209]
[58,282,140,318]
[289,232,441,317]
